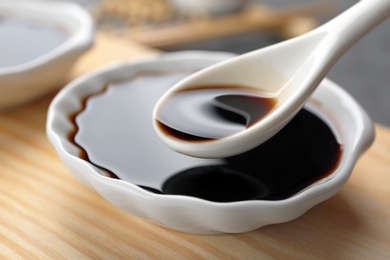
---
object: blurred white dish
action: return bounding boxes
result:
[47,51,374,234]
[0,1,94,111]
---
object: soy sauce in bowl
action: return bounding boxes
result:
[69,71,342,202]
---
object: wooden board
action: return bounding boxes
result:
[1,33,390,259]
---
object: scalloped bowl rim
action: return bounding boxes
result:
[46,51,375,233]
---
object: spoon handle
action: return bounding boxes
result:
[320,0,390,58]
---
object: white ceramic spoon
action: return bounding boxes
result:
[153,0,390,158]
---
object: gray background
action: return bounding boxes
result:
[36,0,390,126]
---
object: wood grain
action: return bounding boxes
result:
[1,33,389,259]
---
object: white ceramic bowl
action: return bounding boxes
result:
[0,1,94,111]
[47,51,374,234]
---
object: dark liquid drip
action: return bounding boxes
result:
[0,18,68,68]
[156,86,276,141]
[69,72,342,202]
[67,87,120,180]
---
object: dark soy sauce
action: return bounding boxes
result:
[162,109,342,201]
[70,71,342,203]
[0,18,68,68]
[156,86,277,140]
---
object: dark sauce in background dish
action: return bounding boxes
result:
[69,72,342,203]
[0,18,68,68]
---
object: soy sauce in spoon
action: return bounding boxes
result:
[156,85,277,141]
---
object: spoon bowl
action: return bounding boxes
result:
[154,0,390,158]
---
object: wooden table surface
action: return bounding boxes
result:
[1,33,389,259]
